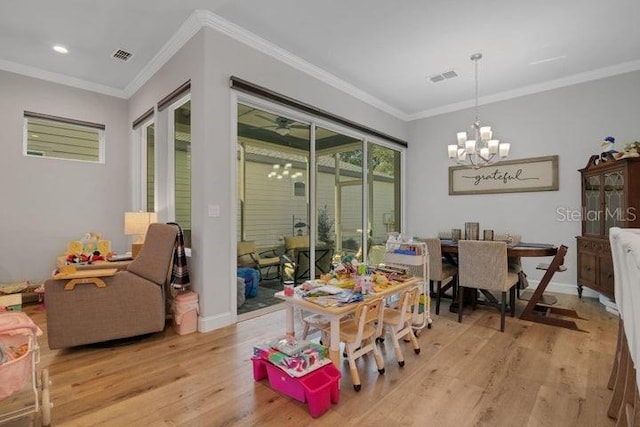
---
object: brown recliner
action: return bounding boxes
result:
[45,223,178,349]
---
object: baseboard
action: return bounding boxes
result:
[528,279,600,299]
[198,311,234,333]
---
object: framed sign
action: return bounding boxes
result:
[449,155,559,195]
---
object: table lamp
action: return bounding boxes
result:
[124,211,157,258]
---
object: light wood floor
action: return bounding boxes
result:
[7,293,618,426]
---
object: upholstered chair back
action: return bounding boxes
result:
[458,240,510,292]
[127,223,178,285]
[420,237,445,279]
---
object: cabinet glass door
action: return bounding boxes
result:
[604,171,624,234]
[584,175,601,235]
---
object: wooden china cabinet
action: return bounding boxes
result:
[576,154,640,299]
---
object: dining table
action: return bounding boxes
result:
[440,239,559,258]
[440,240,583,330]
[274,276,422,367]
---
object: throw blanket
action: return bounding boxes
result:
[168,222,190,290]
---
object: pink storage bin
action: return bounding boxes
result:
[173,291,198,335]
[252,357,268,381]
[265,360,307,402]
[299,365,341,417]
[252,357,341,418]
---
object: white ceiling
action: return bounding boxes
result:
[1,0,639,120]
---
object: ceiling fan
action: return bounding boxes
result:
[255,114,307,136]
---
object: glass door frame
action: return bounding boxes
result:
[231,92,406,286]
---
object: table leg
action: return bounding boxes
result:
[285,305,295,337]
[329,317,341,367]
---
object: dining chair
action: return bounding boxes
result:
[381,286,421,367]
[325,297,386,391]
[495,232,526,296]
[420,237,458,315]
[237,241,283,284]
[457,240,519,332]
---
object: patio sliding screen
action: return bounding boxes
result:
[237,100,404,292]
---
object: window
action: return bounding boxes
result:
[294,181,306,197]
[132,108,154,214]
[23,111,105,163]
[169,97,191,248]
[144,122,155,212]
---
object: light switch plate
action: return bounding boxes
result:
[208,204,220,217]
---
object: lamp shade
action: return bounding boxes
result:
[124,212,157,242]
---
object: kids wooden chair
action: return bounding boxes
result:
[327,297,386,391]
[380,286,421,367]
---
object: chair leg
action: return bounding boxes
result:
[407,323,421,354]
[500,291,506,332]
[372,338,385,374]
[458,285,464,323]
[510,286,516,317]
[610,329,631,419]
[452,275,458,301]
[346,343,362,391]
[435,281,442,315]
[608,319,623,390]
[389,325,405,367]
[302,322,311,340]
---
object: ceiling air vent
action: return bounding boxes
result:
[429,69,458,83]
[112,49,133,62]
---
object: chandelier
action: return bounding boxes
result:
[448,53,510,169]
[267,163,303,180]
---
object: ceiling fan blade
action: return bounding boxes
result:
[255,114,278,124]
[289,124,309,129]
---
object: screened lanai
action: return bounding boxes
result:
[236,102,402,266]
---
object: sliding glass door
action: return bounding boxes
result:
[367,142,401,261]
[236,99,403,311]
[315,128,363,264]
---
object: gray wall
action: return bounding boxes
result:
[4,20,636,325]
[129,28,407,330]
[406,70,640,293]
[0,70,129,282]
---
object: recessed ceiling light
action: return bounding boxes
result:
[53,45,68,54]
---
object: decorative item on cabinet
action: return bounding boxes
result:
[576,155,640,299]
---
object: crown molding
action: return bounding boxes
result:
[3,7,639,123]
[408,59,640,121]
[123,10,205,97]
[0,59,126,98]
[197,10,409,121]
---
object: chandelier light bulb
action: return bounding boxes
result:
[499,143,510,158]
[448,145,458,158]
[480,126,492,141]
[465,140,476,154]
[488,140,499,154]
